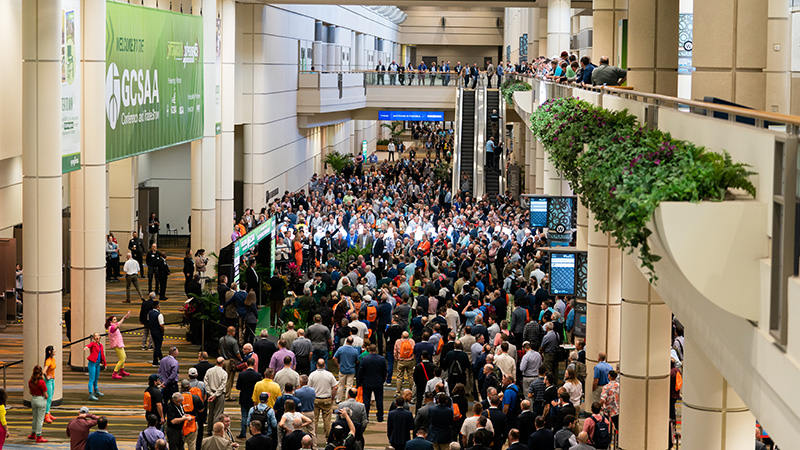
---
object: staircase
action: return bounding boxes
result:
[459,90,476,193]
[485,89,501,200]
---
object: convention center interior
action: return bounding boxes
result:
[0,0,794,449]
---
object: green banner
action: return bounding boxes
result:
[105,2,203,162]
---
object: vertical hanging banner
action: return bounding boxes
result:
[215,11,221,135]
[105,1,204,162]
[62,0,81,173]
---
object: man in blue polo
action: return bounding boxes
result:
[592,352,613,403]
[333,336,361,402]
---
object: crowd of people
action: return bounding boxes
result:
[371,60,520,89]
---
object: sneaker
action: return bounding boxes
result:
[95,391,105,397]
[120,370,131,377]
[112,372,123,380]
[36,436,48,443]
[28,433,36,440]
[141,347,147,351]
[89,394,99,401]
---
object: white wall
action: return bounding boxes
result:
[137,145,192,235]
[401,7,504,46]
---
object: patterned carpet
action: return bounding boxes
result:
[0,240,396,449]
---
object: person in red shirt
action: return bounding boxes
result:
[581,401,611,449]
[84,333,107,401]
[28,365,49,442]
[66,407,99,450]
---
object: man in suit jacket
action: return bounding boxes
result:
[506,429,529,450]
[428,393,454,450]
[486,396,508,450]
[338,388,369,430]
[387,397,414,450]
[246,259,260,305]
[85,416,117,450]
[358,344,388,422]
[405,428,434,450]
[375,61,386,84]
[372,232,385,261]
[525,416,553,450]
[246,420,271,450]
[516,400,536,444]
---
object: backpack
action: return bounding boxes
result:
[449,357,464,378]
[507,385,522,415]
[453,402,462,421]
[189,386,205,402]
[366,305,377,322]
[140,431,157,450]
[250,404,275,436]
[674,371,683,391]
[399,339,414,359]
[485,303,496,317]
[436,337,444,355]
[143,390,152,412]
[590,415,612,448]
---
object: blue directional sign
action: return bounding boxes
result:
[378,111,444,121]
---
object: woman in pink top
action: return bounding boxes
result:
[105,311,131,380]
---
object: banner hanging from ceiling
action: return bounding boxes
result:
[105,1,203,162]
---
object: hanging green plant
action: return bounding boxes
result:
[500,79,532,105]
[530,97,756,281]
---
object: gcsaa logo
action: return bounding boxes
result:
[106,63,121,129]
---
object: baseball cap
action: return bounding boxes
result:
[188,368,198,377]
[149,374,160,383]
[260,392,270,402]
[80,407,90,414]
[181,379,191,390]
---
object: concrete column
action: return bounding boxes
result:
[593,0,627,65]
[191,0,217,267]
[534,140,544,194]
[529,8,541,60]
[22,0,64,401]
[108,158,137,239]
[70,0,107,369]
[524,128,535,192]
[584,213,621,409]
[538,7,548,59]
[618,256,672,450]
[547,0,571,57]
[692,0,768,109]
[681,336,756,450]
[627,0,679,95]
[765,0,790,114]
[543,152,561,195]
[216,0,235,251]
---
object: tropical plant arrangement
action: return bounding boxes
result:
[381,120,405,140]
[334,245,372,266]
[323,150,353,175]
[182,290,226,353]
[433,161,453,185]
[501,79,532,105]
[530,97,756,281]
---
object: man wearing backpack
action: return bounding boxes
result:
[442,341,470,389]
[553,414,577,450]
[500,375,522,426]
[394,331,416,393]
[581,402,611,449]
[135,413,165,450]
[143,374,164,427]
[249,392,278,444]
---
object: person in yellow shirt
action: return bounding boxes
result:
[251,368,282,408]
[0,388,7,446]
[43,346,57,424]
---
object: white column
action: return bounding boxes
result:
[593,0,627,65]
[618,256,672,450]
[534,140,544,194]
[529,8,541,60]
[681,337,756,450]
[547,0,571,57]
[543,152,562,195]
[108,158,137,238]
[765,0,790,114]
[216,0,235,251]
[22,0,64,402]
[627,0,679,95]
[538,7,548,60]
[70,0,107,369]
[191,0,217,269]
[585,213,621,409]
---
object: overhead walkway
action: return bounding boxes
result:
[512,75,800,449]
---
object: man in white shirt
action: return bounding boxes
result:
[494,342,516,381]
[123,253,144,303]
[459,403,494,447]
[308,359,338,439]
[530,263,545,285]
[387,140,396,161]
[349,313,368,339]
[204,357,228,427]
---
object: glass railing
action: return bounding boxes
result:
[299,70,500,88]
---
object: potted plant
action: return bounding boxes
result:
[323,150,353,175]
[376,139,391,151]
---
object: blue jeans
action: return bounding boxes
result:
[88,360,100,394]
[240,404,252,436]
[386,352,394,384]
[312,348,329,368]
[45,379,54,413]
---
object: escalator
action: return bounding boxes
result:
[485,89,501,200]
[459,90,476,193]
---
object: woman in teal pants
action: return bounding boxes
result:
[83,333,106,401]
[43,345,57,423]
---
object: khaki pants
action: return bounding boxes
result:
[302,411,316,449]
[396,359,415,392]
[207,397,226,432]
[314,398,333,439]
[434,443,450,450]
[185,430,197,450]
[223,360,236,398]
[338,373,355,402]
